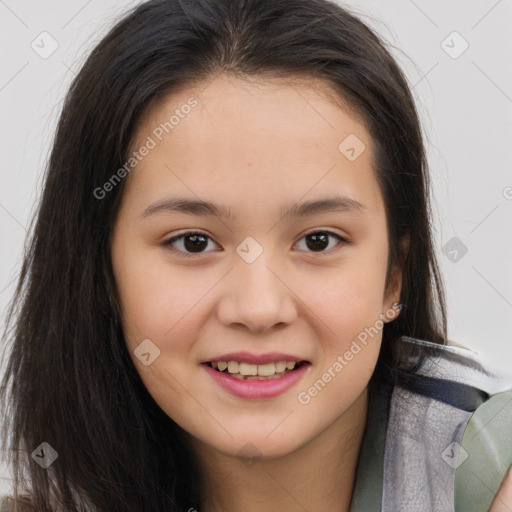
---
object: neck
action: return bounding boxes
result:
[194,387,369,512]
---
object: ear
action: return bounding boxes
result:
[382,233,410,322]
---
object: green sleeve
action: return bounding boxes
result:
[454,388,512,512]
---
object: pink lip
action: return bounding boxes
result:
[201,362,311,399]
[203,351,307,365]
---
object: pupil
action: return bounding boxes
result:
[184,234,207,252]
[306,233,328,251]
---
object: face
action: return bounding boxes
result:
[110,73,402,460]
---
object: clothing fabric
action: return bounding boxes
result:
[349,335,512,512]
[2,336,511,512]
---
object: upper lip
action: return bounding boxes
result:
[203,352,309,365]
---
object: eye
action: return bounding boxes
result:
[163,231,220,258]
[294,230,349,254]
[162,229,349,258]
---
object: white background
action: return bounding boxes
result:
[1,0,512,496]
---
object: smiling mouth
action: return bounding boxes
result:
[204,360,310,380]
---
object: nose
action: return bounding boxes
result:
[216,257,298,334]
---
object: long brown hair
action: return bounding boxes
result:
[0,0,447,510]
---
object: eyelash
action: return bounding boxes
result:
[162,230,349,258]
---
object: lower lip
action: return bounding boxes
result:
[201,363,311,399]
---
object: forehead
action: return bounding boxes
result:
[125,73,383,218]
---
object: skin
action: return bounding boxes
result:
[489,467,512,511]
[110,73,406,512]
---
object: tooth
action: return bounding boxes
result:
[257,362,277,376]
[227,361,239,373]
[229,374,245,380]
[244,374,282,380]
[239,362,258,376]
[275,361,287,373]
[215,360,300,375]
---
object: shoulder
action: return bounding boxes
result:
[395,335,510,397]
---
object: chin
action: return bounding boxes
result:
[212,430,307,461]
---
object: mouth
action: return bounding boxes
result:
[201,359,312,399]
[202,360,310,381]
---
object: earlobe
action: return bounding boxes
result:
[382,301,403,323]
[382,264,404,321]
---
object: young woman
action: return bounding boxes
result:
[1,1,511,511]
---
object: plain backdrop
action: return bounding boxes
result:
[1,0,512,496]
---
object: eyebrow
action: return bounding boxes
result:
[139,195,367,220]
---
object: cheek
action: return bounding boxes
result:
[290,251,387,388]
[296,255,387,334]
[295,270,383,416]
[113,240,192,339]
[112,247,203,416]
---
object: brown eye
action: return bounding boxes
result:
[163,229,349,258]
[295,231,348,254]
[163,231,219,257]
